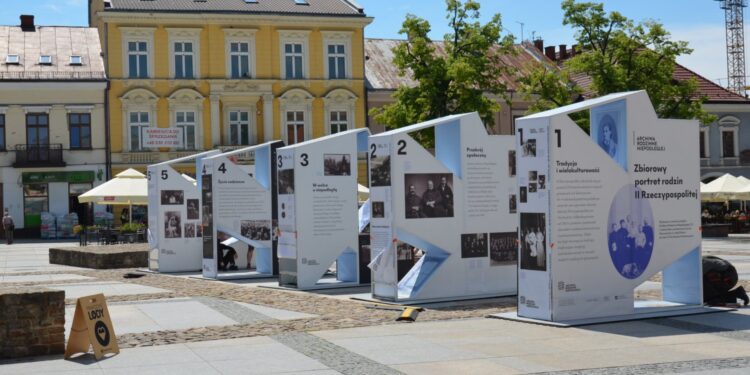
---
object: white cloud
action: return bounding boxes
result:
[46,3,63,14]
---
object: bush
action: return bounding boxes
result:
[120,223,145,233]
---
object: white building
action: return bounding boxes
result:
[0,16,108,236]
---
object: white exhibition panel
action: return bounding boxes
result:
[368,113,517,303]
[201,141,283,278]
[147,150,220,273]
[516,91,702,322]
[276,128,370,289]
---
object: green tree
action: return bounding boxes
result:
[370,0,515,145]
[520,0,715,129]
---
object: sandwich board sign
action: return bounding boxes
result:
[276,128,370,289]
[499,91,707,325]
[65,293,119,360]
[147,150,220,272]
[368,113,518,303]
[201,141,283,279]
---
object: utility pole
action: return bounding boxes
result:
[516,21,525,43]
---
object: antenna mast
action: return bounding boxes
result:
[716,0,748,95]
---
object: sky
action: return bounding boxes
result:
[0,0,741,86]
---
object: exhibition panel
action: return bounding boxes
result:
[512,91,704,324]
[276,129,371,290]
[147,150,221,273]
[200,141,284,279]
[368,113,518,303]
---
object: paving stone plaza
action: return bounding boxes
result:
[0,237,747,374]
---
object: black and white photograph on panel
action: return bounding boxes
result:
[520,213,547,271]
[490,232,518,266]
[522,138,537,157]
[370,154,391,187]
[187,199,199,220]
[278,169,295,195]
[528,170,538,182]
[241,219,271,241]
[184,223,196,238]
[196,224,203,238]
[164,211,182,239]
[539,175,547,190]
[161,190,184,205]
[520,186,527,203]
[372,201,385,219]
[508,150,516,177]
[324,153,351,176]
[404,173,454,219]
[509,194,517,214]
[202,174,213,259]
[529,183,538,193]
[461,233,488,258]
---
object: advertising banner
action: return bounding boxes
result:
[201,141,283,279]
[147,150,220,272]
[143,128,184,148]
[277,129,370,289]
[368,113,517,303]
[515,91,702,323]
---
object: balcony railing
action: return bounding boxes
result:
[13,144,65,168]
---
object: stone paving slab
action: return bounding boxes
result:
[235,301,318,320]
[0,273,93,283]
[43,281,170,300]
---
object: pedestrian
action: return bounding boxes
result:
[3,209,15,245]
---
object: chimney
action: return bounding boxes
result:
[533,39,544,52]
[571,44,579,57]
[559,44,568,60]
[544,46,556,61]
[20,15,35,32]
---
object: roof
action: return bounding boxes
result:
[105,0,366,17]
[364,38,549,91]
[0,26,106,81]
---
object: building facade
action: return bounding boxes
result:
[0,17,108,234]
[89,0,372,176]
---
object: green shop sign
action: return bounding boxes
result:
[22,171,95,184]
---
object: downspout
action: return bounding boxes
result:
[104,21,112,180]
[362,32,369,129]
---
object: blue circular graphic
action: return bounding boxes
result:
[607,185,655,279]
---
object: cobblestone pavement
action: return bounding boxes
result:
[535,357,750,375]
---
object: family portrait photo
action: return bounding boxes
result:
[184,223,196,238]
[508,150,516,177]
[520,213,546,271]
[187,199,199,220]
[372,201,385,218]
[161,190,184,205]
[241,220,272,241]
[490,232,518,266]
[461,233,488,258]
[509,194,517,214]
[522,138,537,157]
[404,173,454,219]
[278,169,295,195]
[607,186,654,279]
[164,211,182,239]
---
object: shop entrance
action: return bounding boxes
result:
[69,183,92,225]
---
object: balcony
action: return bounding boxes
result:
[12,144,65,168]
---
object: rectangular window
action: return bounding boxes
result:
[129,112,150,151]
[329,111,348,134]
[229,111,250,146]
[26,113,49,146]
[327,44,346,79]
[722,130,736,158]
[284,43,304,79]
[128,41,148,78]
[699,130,707,159]
[176,111,196,150]
[69,113,92,149]
[230,42,251,79]
[286,111,305,145]
[174,41,194,79]
[23,183,48,228]
[0,114,5,150]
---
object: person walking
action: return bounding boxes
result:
[3,209,15,245]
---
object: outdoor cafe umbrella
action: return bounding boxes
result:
[78,168,147,223]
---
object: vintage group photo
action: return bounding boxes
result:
[404,173,454,219]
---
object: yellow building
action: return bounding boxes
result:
[89,0,372,177]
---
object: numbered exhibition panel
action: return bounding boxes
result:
[369,113,517,303]
[147,151,220,273]
[516,91,701,322]
[276,129,370,289]
[200,141,283,279]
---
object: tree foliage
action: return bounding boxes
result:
[370,0,515,144]
[520,0,715,128]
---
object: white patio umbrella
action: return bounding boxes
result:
[78,168,147,223]
[701,174,747,202]
[357,183,369,202]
